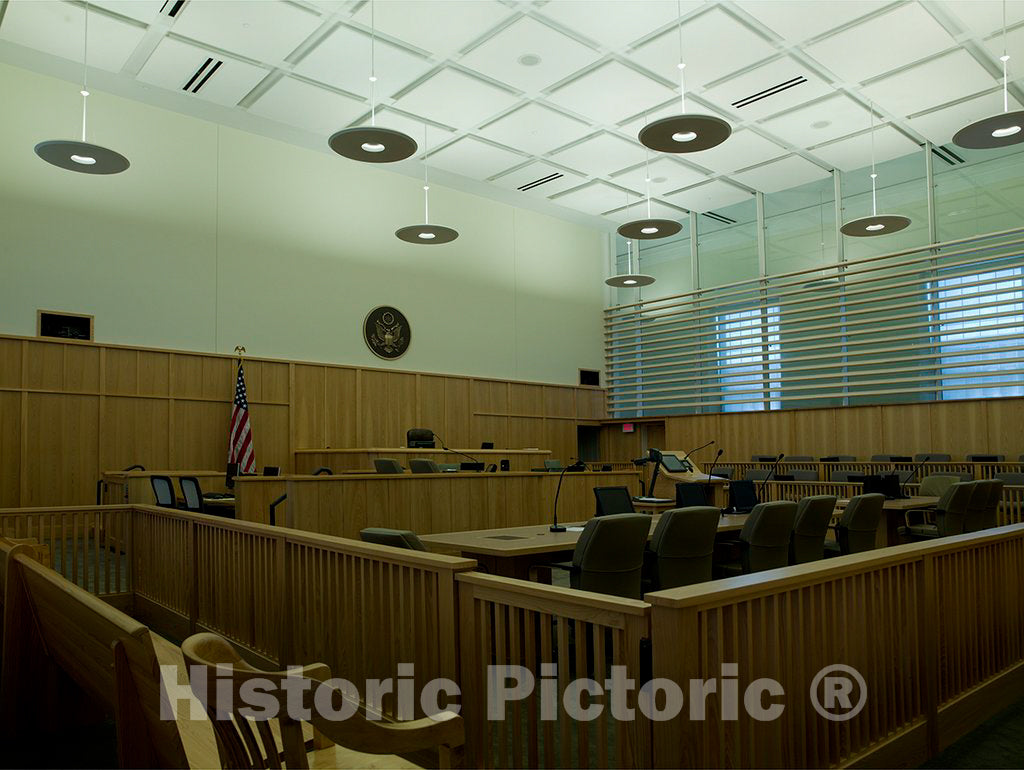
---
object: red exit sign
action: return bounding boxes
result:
[622,423,635,433]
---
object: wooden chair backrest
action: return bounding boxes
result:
[0,544,188,768]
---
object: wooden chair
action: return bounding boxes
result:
[0,542,189,768]
[182,632,465,769]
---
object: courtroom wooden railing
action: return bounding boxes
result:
[714,460,1024,483]
[646,524,1024,768]
[456,572,652,769]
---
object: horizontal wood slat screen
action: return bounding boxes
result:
[0,334,605,508]
[456,572,652,769]
[647,524,1024,768]
[606,228,1024,414]
[712,460,1024,482]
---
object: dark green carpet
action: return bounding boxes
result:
[921,696,1024,769]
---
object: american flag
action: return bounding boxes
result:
[228,362,255,473]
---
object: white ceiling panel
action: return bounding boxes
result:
[550,180,640,214]
[906,90,1024,145]
[860,49,996,118]
[459,16,601,93]
[349,0,513,58]
[682,128,788,174]
[293,22,432,98]
[701,56,836,122]
[735,1,888,43]
[665,179,752,212]
[731,154,830,192]
[804,3,956,83]
[391,67,519,129]
[944,0,1024,37]
[91,1,165,24]
[425,136,526,180]
[548,60,677,124]
[0,0,146,72]
[137,37,270,107]
[490,161,587,197]
[368,107,457,144]
[810,124,920,171]
[981,24,1024,67]
[617,96,731,137]
[247,76,366,134]
[627,7,777,91]
[602,198,688,222]
[610,156,708,195]
[172,0,323,64]
[536,1,699,50]
[758,93,872,147]
[478,102,591,155]
[549,131,646,176]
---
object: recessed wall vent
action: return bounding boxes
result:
[518,172,564,192]
[702,211,737,225]
[159,0,186,18]
[731,76,808,109]
[183,57,223,94]
[932,144,966,166]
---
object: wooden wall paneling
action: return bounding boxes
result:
[248,405,290,471]
[443,378,471,448]
[0,338,23,389]
[789,408,835,458]
[0,392,22,507]
[473,415,509,451]
[985,400,1023,457]
[323,367,357,449]
[169,354,204,401]
[472,379,509,416]
[171,400,230,471]
[358,370,390,446]
[101,397,171,472]
[23,341,63,391]
[577,387,605,420]
[292,364,327,450]
[418,375,447,437]
[510,383,544,416]
[385,373,418,447]
[544,419,578,466]
[509,417,544,454]
[364,479,390,532]
[543,386,576,418]
[833,405,883,459]
[23,393,100,506]
[599,424,645,462]
[664,414,719,451]
[64,344,101,392]
[136,350,170,397]
[105,348,139,395]
[881,402,934,456]
[451,477,485,533]
[930,400,990,455]
[201,355,234,401]
[484,476,508,529]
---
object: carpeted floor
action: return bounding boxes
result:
[920,696,1024,769]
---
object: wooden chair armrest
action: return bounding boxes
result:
[548,561,574,571]
[310,708,465,760]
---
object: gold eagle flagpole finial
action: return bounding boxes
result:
[234,345,246,365]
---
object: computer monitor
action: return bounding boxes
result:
[660,453,691,473]
[888,456,913,463]
[481,441,494,450]
[862,474,902,499]
[459,462,485,472]
[728,480,759,513]
[676,482,709,507]
[773,474,795,481]
[262,466,280,477]
[594,486,636,517]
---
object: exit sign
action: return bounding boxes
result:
[622,423,635,433]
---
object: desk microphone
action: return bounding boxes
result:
[430,431,480,466]
[680,440,715,472]
[551,459,587,532]
[758,453,785,500]
[902,455,930,496]
[705,447,724,501]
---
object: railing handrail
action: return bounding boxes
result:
[456,571,650,616]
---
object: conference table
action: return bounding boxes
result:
[836,495,939,547]
[420,512,750,579]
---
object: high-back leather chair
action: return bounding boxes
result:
[791,469,819,481]
[994,471,1024,486]
[150,475,176,509]
[907,482,975,539]
[178,476,204,513]
[409,459,441,474]
[964,479,1003,532]
[645,507,720,590]
[374,458,404,474]
[566,514,650,599]
[738,501,798,573]
[789,495,838,564]
[915,453,951,462]
[833,493,885,555]
[359,528,427,551]
[919,474,960,497]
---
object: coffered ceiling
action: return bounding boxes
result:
[1,0,1022,230]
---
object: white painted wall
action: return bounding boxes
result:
[0,63,607,385]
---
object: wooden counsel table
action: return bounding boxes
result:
[837,495,939,547]
[294,447,553,473]
[235,470,642,539]
[101,469,229,505]
[421,513,749,579]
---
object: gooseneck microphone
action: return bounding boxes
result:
[705,447,724,500]
[757,453,785,500]
[551,459,587,532]
[680,440,715,471]
[430,431,480,465]
[902,455,930,496]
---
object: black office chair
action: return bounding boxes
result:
[675,482,709,507]
[826,493,885,556]
[966,454,1005,462]
[963,479,1003,533]
[178,476,205,514]
[994,471,1024,486]
[593,486,636,517]
[406,429,435,448]
[914,453,951,462]
[789,495,837,564]
[552,514,650,599]
[359,528,427,551]
[905,481,975,540]
[708,466,733,479]
[791,469,819,481]
[821,455,857,462]
[544,459,564,471]
[374,458,404,474]
[743,469,771,481]
[643,507,720,591]
[751,455,778,462]
[717,501,798,576]
[409,459,441,474]
[727,479,759,513]
[150,475,177,509]
[312,467,333,476]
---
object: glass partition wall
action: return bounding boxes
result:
[607,142,1024,417]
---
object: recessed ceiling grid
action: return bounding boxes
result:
[1,0,1023,225]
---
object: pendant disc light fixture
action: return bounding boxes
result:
[617,156,682,239]
[35,2,129,175]
[395,128,459,244]
[953,0,1024,149]
[607,194,655,287]
[840,104,911,237]
[638,0,730,154]
[328,0,417,163]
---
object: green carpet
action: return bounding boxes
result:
[921,696,1024,769]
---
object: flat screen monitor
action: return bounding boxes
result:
[460,462,485,472]
[862,474,902,499]
[481,441,494,450]
[660,453,690,473]
[594,486,636,516]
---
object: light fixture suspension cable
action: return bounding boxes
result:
[645,156,653,219]
[423,125,429,224]
[81,2,89,142]
[369,0,377,126]
[869,103,878,217]
[1002,0,1010,114]
[676,0,686,112]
